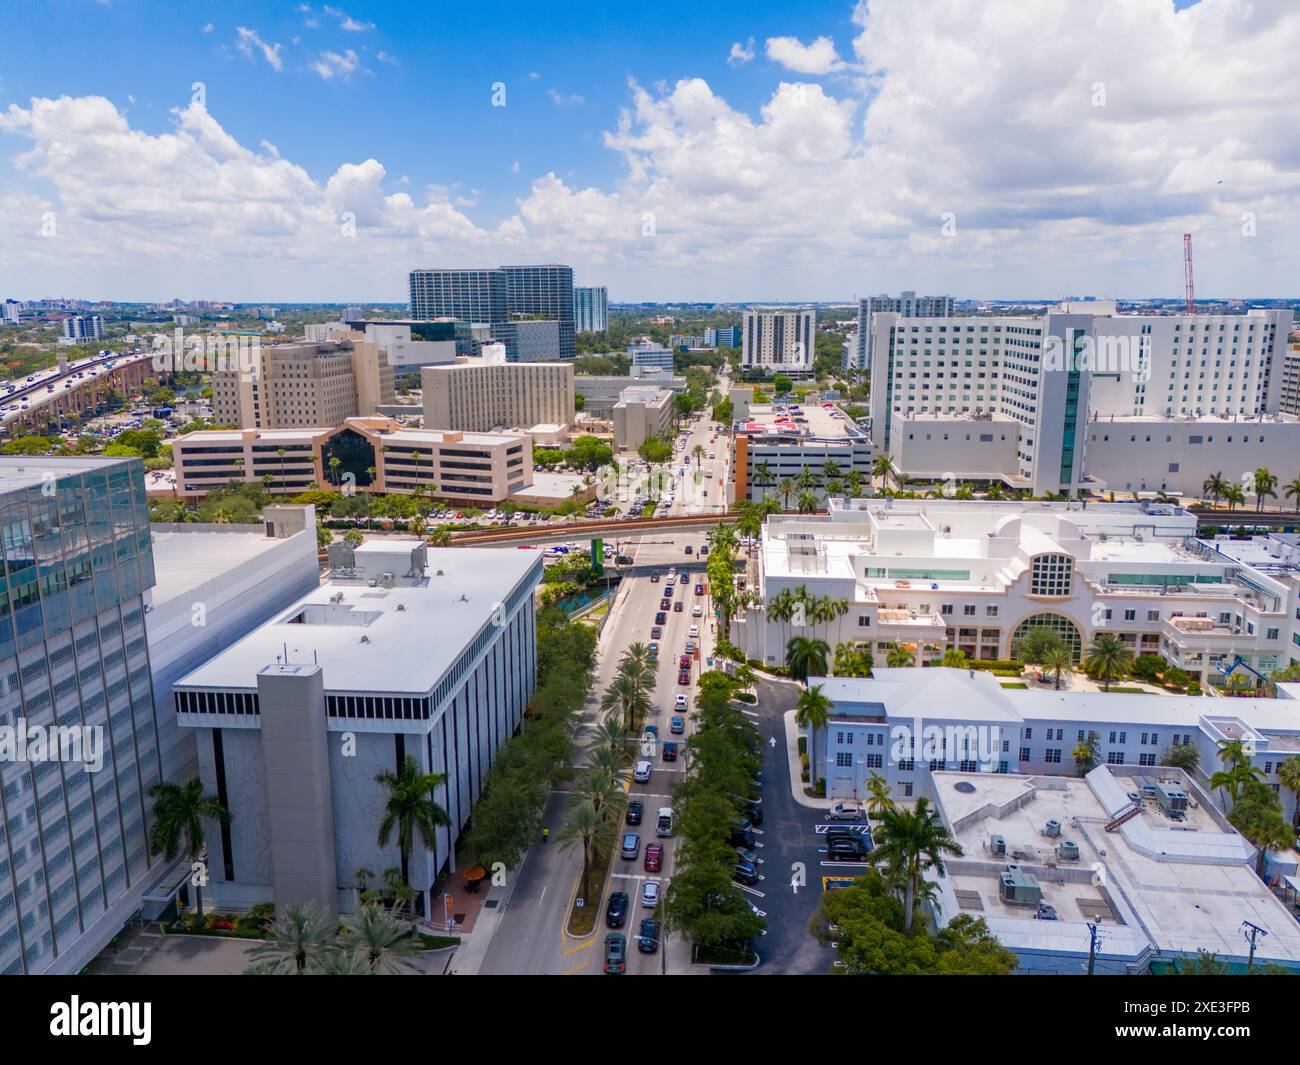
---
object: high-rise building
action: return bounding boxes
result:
[172,541,543,918]
[741,308,815,375]
[422,357,574,433]
[870,302,1294,496]
[705,326,741,349]
[60,315,105,343]
[210,340,394,430]
[408,264,575,360]
[849,292,953,372]
[574,285,609,333]
[1281,338,1300,417]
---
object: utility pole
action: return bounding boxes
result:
[1086,919,1102,976]
[1242,920,1268,972]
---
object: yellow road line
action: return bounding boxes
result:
[564,958,591,974]
[563,937,595,956]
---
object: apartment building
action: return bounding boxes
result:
[612,386,674,451]
[705,325,742,349]
[1281,338,1300,417]
[421,358,574,432]
[742,307,815,375]
[730,400,873,504]
[172,541,543,918]
[629,342,675,374]
[408,264,575,360]
[574,285,608,333]
[737,499,1300,687]
[60,315,105,344]
[173,416,532,503]
[210,340,395,430]
[848,291,953,372]
[870,302,1294,496]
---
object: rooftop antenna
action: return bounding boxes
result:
[1183,233,1196,314]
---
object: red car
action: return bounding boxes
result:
[678,654,691,669]
[644,844,663,872]
[677,670,690,686]
[673,601,684,613]
[660,599,671,611]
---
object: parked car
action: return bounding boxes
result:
[733,860,760,886]
[637,918,660,954]
[605,891,629,927]
[604,933,627,973]
[743,799,764,826]
[827,801,865,822]
[644,843,663,872]
[626,800,644,825]
[730,821,755,849]
[633,760,652,783]
[642,880,661,908]
[828,837,871,861]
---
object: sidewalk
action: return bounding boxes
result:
[783,708,833,811]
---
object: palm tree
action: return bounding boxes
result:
[778,477,796,510]
[247,901,337,975]
[328,455,342,487]
[1279,757,1300,827]
[872,453,898,490]
[845,469,865,498]
[865,772,894,819]
[1083,632,1134,691]
[867,797,964,931]
[572,772,628,825]
[1041,643,1075,690]
[796,490,817,514]
[600,671,653,732]
[786,635,830,683]
[556,802,616,904]
[795,683,834,790]
[339,902,422,974]
[147,777,231,918]
[1222,482,1246,512]
[885,641,915,669]
[315,948,376,975]
[753,461,776,499]
[1253,467,1278,512]
[1209,761,1264,806]
[1285,476,1300,512]
[427,525,452,547]
[375,755,451,887]
[692,443,705,469]
[1202,471,1228,506]
[1072,731,1100,776]
[940,647,968,669]
[833,641,873,678]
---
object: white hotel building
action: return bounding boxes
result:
[869,302,1294,496]
[737,499,1300,688]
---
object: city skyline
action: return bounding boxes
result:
[6,1,1297,303]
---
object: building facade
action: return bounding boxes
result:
[574,286,609,333]
[612,386,674,451]
[210,340,395,430]
[172,541,543,918]
[730,400,873,504]
[173,417,533,504]
[742,308,815,375]
[421,359,574,432]
[705,325,741,349]
[849,292,953,372]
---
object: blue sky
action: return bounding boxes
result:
[1,0,1294,303]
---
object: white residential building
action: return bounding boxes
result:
[574,285,608,333]
[742,307,815,376]
[737,499,1300,686]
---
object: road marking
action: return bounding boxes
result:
[610,872,648,882]
[564,959,591,974]
[562,937,595,956]
[813,824,870,834]
[820,860,872,868]
[737,885,765,898]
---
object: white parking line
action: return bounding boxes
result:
[819,860,872,868]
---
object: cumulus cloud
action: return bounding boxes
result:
[235,27,284,71]
[3,0,1300,299]
[765,35,845,75]
[311,49,362,80]
[728,37,756,66]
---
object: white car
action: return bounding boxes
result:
[692,605,703,617]
[633,760,652,783]
[674,694,688,710]
[642,880,661,908]
[688,624,699,638]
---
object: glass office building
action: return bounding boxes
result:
[0,457,162,974]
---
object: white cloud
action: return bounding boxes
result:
[311,49,362,80]
[4,1,1300,299]
[202,23,213,34]
[728,37,756,66]
[235,27,284,71]
[547,89,585,107]
[764,35,845,75]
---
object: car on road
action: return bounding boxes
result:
[684,640,696,653]
[660,599,671,611]
[650,571,659,583]
[733,860,760,886]
[684,545,693,554]
[662,741,678,762]
[655,612,667,626]
[648,642,659,658]
[695,583,705,596]
[650,626,662,639]
[827,801,865,822]
[688,624,699,638]
[692,605,703,617]
[604,933,627,974]
[626,800,643,825]
[605,891,629,927]
[633,760,652,783]
[670,714,685,733]
[621,832,642,860]
[678,654,691,669]
[637,918,660,954]
[663,584,674,597]
[674,601,684,613]
[677,670,691,686]
[644,843,663,872]
[673,694,688,709]
[642,880,661,908]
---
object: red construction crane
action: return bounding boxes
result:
[1183,232,1195,314]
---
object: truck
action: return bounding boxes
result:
[655,807,674,837]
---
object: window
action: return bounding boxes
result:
[835,752,853,767]
[1030,553,1073,597]
[1045,749,1062,764]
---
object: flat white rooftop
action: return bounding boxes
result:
[175,543,539,696]
[149,526,299,611]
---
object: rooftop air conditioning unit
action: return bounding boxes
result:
[989,834,1007,857]
[1058,840,1080,862]
[1043,819,1062,838]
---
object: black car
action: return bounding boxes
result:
[605,891,629,927]
[637,917,661,954]
[729,820,755,849]
[827,837,871,862]
[743,799,764,826]
[650,571,659,583]
[655,611,668,626]
[626,800,644,825]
